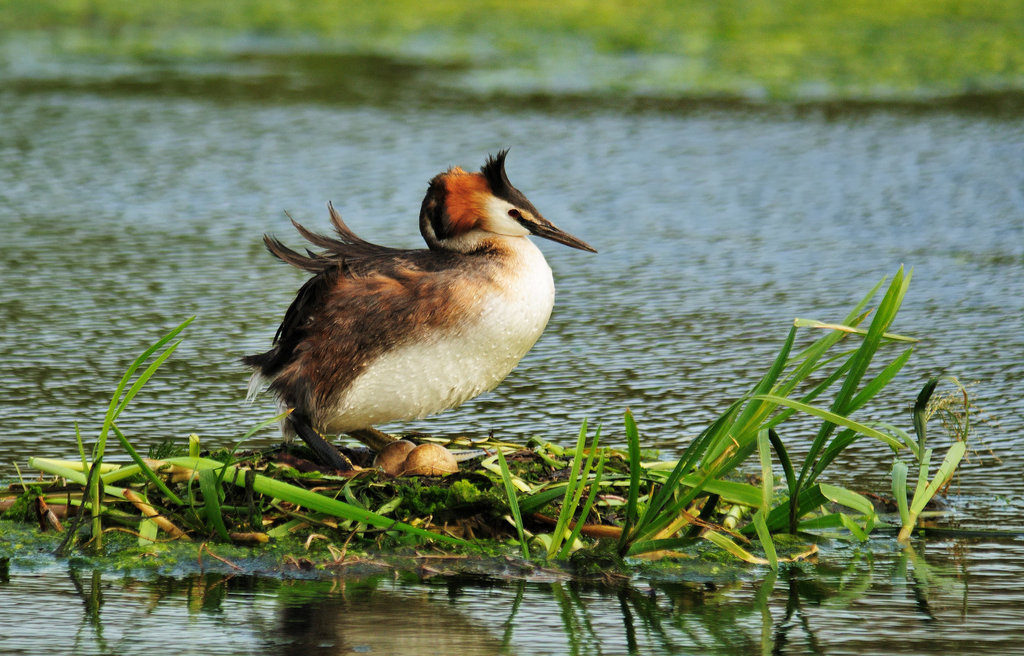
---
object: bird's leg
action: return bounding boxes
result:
[288,413,354,471]
[346,427,398,452]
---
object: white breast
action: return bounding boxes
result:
[321,238,556,433]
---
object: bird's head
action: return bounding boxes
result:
[419,150,597,254]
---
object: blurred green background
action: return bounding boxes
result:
[4,0,1023,102]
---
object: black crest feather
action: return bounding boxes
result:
[481,149,514,199]
[480,149,539,214]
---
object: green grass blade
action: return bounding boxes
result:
[496,447,530,560]
[913,378,940,455]
[728,325,798,438]
[518,485,570,515]
[634,466,718,544]
[766,358,854,432]
[767,429,796,502]
[898,440,967,541]
[793,268,911,506]
[110,423,184,505]
[845,348,915,416]
[676,475,763,507]
[107,339,184,428]
[30,457,130,501]
[869,421,917,453]
[752,394,905,451]
[780,278,882,393]
[702,531,766,565]
[165,456,467,546]
[752,509,778,570]
[837,513,869,541]
[95,317,194,456]
[818,483,875,517]
[892,458,910,527]
[756,429,773,513]
[908,447,933,514]
[750,484,829,533]
[618,410,642,552]
[548,419,589,558]
[910,442,967,516]
[198,468,232,541]
[793,318,918,343]
[635,402,742,539]
[703,327,798,469]
[138,517,159,546]
[239,410,293,442]
[558,454,606,560]
[75,423,87,473]
[806,428,860,485]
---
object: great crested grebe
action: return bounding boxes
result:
[244,151,595,470]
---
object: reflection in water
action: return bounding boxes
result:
[2,539,1008,655]
[269,579,507,655]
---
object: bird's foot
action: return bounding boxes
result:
[288,414,355,472]
[347,427,398,452]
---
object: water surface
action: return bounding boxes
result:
[2,52,1023,654]
[3,536,1024,655]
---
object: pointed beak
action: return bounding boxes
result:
[526,217,597,253]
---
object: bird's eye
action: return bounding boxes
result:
[508,209,523,220]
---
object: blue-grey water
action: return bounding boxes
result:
[2,50,1024,654]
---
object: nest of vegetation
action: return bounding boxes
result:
[0,268,980,572]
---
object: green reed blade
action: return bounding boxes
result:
[30,457,130,501]
[837,513,870,541]
[753,394,904,451]
[704,326,798,467]
[617,410,642,551]
[791,268,910,528]
[752,509,778,570]
[752,483,845,533]
[702,531,764,564]
[496,447,530,560]
[845,347,915,415]
[165,456,466,546]
[198,468,231,541]
[767,429,796,502]
[625,536,695,557]
[910,441,967,517]
[110,423,184,505]
[756,429,773,512]
[558,453,606,560]
[793,318,918,343]
[548,420,590,558]
[909,447,933,513]
[518,485,570,515]
[635,401,741,540]
[138,517,159,546]
[806,428,860,485]
[913,378,940,454]
[95,317,194,457]
[898,440,968,542]
[766,358,854,432]
[892,458,910,527]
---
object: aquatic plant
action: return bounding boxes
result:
[502,267,971,564]
[6,267,973,567]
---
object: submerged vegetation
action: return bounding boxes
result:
[1,268,975,574]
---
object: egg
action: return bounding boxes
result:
[400,443,459,476]
[373,439,417,475]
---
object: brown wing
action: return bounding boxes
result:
[243,204,490,415]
